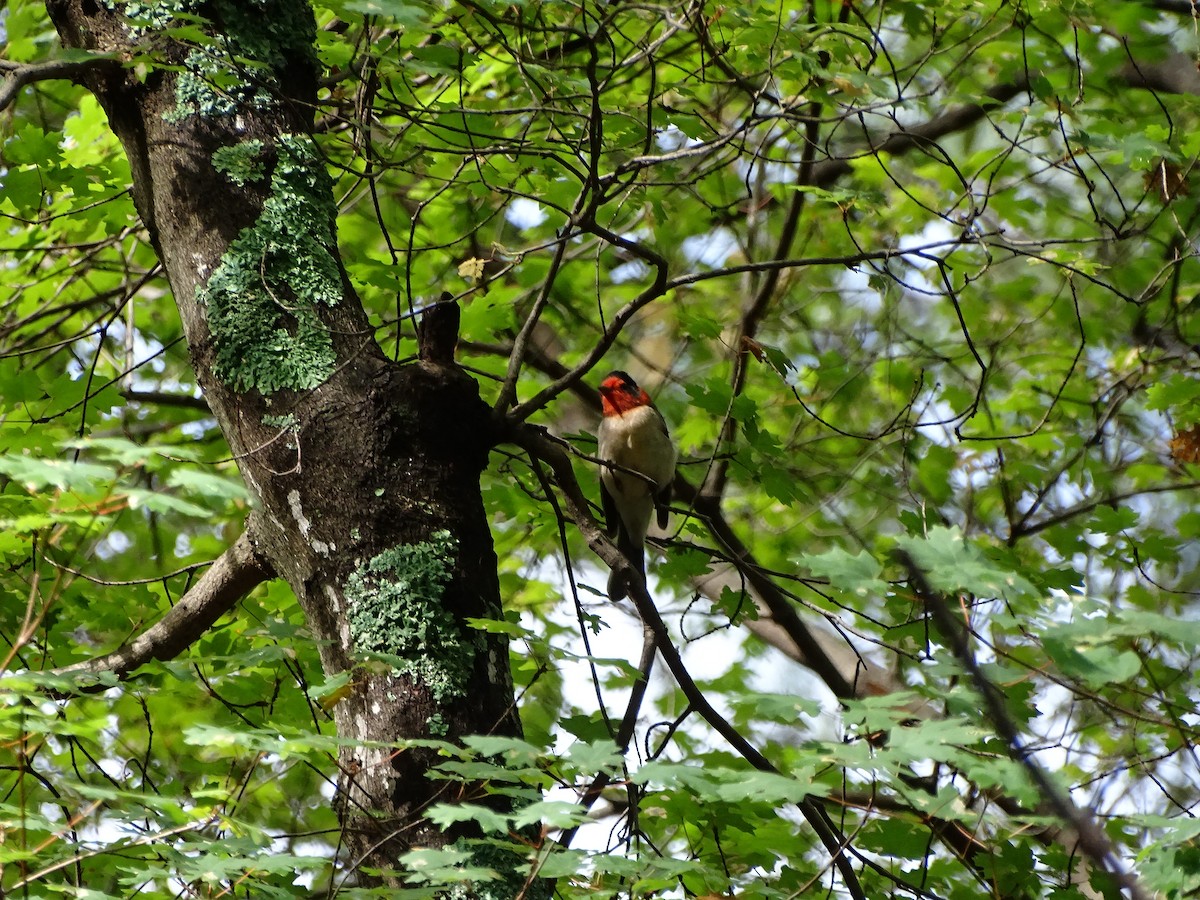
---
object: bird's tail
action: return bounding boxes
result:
[607,522,645,602]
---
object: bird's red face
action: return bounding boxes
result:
[599,371,651,417]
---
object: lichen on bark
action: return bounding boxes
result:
[345,532,476,702]
[111,0,318,122]
[212,139,266,186]
[197,133,342,393]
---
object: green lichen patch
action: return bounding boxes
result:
[167,47,248,122]
[197,134,342,394]
[345,531,473,702]
[103,0,290,122]
[162,0,318,122]
[216,0,316,77]
[261,411,298,430]
[117,0,198,33]
[212,139,267,186]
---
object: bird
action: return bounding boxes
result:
[597,370,677,601]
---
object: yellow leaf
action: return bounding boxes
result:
[457,257,488,280]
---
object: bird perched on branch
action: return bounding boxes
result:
[597,370,677,601]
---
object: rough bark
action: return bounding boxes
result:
[45,0,520,883]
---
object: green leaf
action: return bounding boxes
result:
[125,488,215,518]
[856,818,932,859]
[165,467,250,502]
[897,526,1038,600]
[0,454,115,491]
[1088,505,1138,535]
[424,802,511,834]
[800,546,887,599]
[563,739,623,773]
[1044,637,1142,688]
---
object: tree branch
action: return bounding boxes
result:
[0,56,118,110]
[120,388,212,412]
[809,80,1030,189]
[1145,0,1200,17]
[676,476,861,700]
[897,551,1154,900]
[53,529,274,688]
[505,419,868,900]
[690,560,919,700]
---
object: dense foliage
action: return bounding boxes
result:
[4,0,1200,896]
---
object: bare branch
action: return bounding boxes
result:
[52,530,274,688]
[809,80,1030,189]
[120,388,212,412]
[1145,0,1200,17]
[676,475,862,701]
[0,56,119,110]
[691,561,918,700]
[507,266,668,422]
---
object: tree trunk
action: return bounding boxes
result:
[45,0,521,882]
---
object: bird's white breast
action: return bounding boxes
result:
[598,405,676,493]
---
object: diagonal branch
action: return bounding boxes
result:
[505,419,868,900]
[53,529,274,688]
[676,475,860,700]
[120,388,212,412]
[897,551,1154,900]
[690,560,914,701]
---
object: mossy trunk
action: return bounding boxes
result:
[46,0,522,884]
